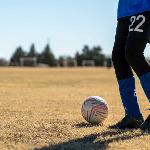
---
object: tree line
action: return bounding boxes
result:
[1,43,112,67]
[10,44,55,66]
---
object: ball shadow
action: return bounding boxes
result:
[73,122,103,128]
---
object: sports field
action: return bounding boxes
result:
[0,67,149,150]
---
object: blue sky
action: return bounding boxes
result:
[0,0,149,60]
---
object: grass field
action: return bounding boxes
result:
[0,67,149,150]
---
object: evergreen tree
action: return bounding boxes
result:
[10,46,26,65]
[40,44,55,66]
[27,43,37,57]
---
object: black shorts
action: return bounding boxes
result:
[116,11,150,43]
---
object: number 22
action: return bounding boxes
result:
[129,15,145,33]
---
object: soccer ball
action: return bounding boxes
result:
[81,96,108,124]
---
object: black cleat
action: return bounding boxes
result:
[141,115,150,131]
[109,114,144,129]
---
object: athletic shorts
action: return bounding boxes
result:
[116,11,150,43]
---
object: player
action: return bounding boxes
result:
[111,0,150,130]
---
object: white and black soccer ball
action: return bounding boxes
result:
[81,96,108,124]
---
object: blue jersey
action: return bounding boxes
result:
[118,0,150,19]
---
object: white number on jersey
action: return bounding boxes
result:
[129,15,145,33]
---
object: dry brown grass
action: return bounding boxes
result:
[0,67,149,150]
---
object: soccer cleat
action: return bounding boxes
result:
[141,115,150,131]
[109,114,144,129]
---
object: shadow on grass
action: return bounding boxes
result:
[34,123,149,150]
[74,122,102,128]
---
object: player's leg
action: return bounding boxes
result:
[112,38,141,118]
[111,19,143,129]
[125,12,150,130]
[125,38,150,131]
